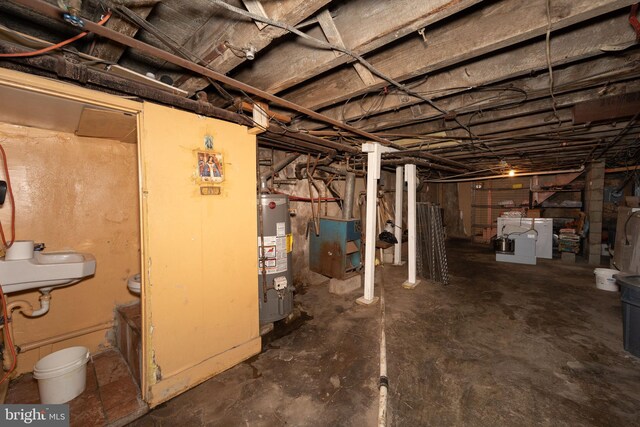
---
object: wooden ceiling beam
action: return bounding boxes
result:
[380,79,640,138]
[438,123,640,157]
[232,0,482,95]
[316,9,376,86]
[296,11,638,131]
[283,0,636,111]
[573,91,640,124]
[174,0,331,95]
[355,53,640,133]
[441,133,640,159]
[88,1,156,64]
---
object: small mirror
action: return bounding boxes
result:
[0,180,6,205]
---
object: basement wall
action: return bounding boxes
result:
[0,122,140,374]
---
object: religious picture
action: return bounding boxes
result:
[197,151,224,183]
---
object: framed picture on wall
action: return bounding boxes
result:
[197,151,224,183]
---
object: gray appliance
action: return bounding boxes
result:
[257,194,294,324]
[496,231,537,265]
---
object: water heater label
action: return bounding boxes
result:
[258,235,288,274]
[276,222,286,237]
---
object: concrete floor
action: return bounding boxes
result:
[131,240,640,426]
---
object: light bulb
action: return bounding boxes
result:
[508,170,516,177]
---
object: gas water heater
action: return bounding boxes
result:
[257,194,294,324]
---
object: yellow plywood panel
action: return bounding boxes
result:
[76,107,137,143]
[139,102,260,406]
[0,123,140,374]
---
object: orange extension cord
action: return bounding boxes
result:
[0,11,111,58]
[0,11,112,384]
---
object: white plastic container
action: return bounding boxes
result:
[5,240,34,260]
[33,346,90,404]
[594,268,619,292]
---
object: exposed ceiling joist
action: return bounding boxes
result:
[233,0,483,94]
[174,0,332,94]
[284,0,636,112]
[385,79,640,137]
[573,91,640,124]
[88,1,157,64]
[297,9,638,132]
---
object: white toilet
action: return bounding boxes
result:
[127,273,141,296]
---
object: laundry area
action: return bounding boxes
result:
[0,1,639,426]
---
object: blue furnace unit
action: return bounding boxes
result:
[309,217,362,279]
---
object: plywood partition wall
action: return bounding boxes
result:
[0,68,144,375]
[0,123,141,374]
[139,103,260,406]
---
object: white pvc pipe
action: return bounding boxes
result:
[377,270,388,426]
[406,164,418,285]
[362,145,382,302]
[424,166,585,183]
[360,143,397,304]
[28,294,50,317]
[378,318,388,426]
[393,166,403,265]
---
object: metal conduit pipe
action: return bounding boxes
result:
[260,134,336,155]
[424,165,586,182]
[294,154,336,179]
[0,41,250,124]
[269,125,359,154]
[383,150,471,170]
[259,153,300,193]
[379,158,466,174]
[11,0,415,153]
[315,165,365,177]
[343,172,356,220]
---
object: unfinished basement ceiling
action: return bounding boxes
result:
[1,0,639,178]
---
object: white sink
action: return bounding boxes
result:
[0,250,96,294]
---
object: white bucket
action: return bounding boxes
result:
[33,346,90,404]
[594,268,619,292]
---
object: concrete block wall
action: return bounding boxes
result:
[584,161,605,265]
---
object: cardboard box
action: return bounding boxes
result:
[527,209,541,218]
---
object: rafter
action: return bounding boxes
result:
[232,0,483,95]
[89,1,157,64]
[295,18,637,133]
[282,0,636,112]
[381,79,640,138]
[174,0,331,95]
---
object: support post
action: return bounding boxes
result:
[393,165,404,265]
[357,142,396,305]
[403,164,421,289]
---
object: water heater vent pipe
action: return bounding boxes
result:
[259,154,300,193]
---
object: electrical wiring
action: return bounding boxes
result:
[105,3,237,103]
[0,12,111,58]
[206,0,478,140]
[224,41,246,58]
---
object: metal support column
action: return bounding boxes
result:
[393,165,404,265]
[403,164,421,289]
[358,142,396,305]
